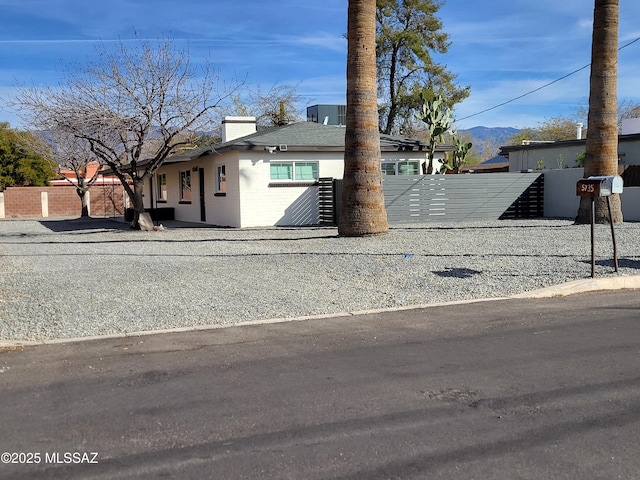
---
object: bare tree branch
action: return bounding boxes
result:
[13,36,244,227]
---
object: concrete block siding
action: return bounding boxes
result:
[0,186,126,219]
[2,187,49,218]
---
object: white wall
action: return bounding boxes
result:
[509,145,585,172]
[620,187,640,221]
[236,150,438,227]
[508,137,640,173]
[238,151,344,227]
[205,152,242,227]
[543,168,640,221]
[146,152,243,226]
[147,162,199,223]
[146,148,447,228]
[543,168,583,218]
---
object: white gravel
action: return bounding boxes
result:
[1,217,639,342]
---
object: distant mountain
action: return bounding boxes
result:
[457,126,521,146]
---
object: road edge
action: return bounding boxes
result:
[3,275,640,349]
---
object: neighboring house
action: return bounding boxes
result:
[498,125,640,220]
[499,132,640,174]
[51,161,122,187]
[141,117,453,227]
[307,104,346,126]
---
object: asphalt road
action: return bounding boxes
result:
[1,290,640,479]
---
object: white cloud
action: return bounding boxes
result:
[291,33,346,53]
[577,18,593,29]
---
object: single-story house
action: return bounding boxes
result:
[141,117,454,227]
[497,125,640,220]
[51,161,123,187]
[499,132,640,174]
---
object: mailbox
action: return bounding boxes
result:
[576,175,623,197]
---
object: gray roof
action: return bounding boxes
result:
[499,132,640,156]
[165,121,453,164]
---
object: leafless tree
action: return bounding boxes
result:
[14,37,242,228]
[228,84,309,128]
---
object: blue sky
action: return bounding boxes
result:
[1,0,639,130]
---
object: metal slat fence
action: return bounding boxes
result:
[331,173,543,225]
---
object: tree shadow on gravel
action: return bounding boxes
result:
[580,258,640,270]
[391,222,575,232]
[580,256,640,270]
[14,219,335,241]
[432,268,483,278]
[617,259,640,269]
[39,218,130,233]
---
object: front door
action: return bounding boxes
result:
[199,168,206,222]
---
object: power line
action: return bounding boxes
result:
[456,36,640,122]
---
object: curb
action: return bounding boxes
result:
[511,274,640,299]
[2,275,640,349]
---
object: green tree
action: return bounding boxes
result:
[576,0,622,224]
[0,122,56,189]
[376,0,469,135]
[339,0,389,237]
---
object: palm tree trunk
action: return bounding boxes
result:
[338,0,389,236]
[576,0,622,224]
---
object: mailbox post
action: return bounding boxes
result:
[576,176,623,278]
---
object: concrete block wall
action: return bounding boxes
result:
[89,186,127,217]
[0,185,126,219]
[2,187,47,218]
[45,188,79,217]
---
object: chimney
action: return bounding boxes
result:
[222,116,257,142]
[576,123,583,140]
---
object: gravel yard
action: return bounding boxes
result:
[1,217,639,342]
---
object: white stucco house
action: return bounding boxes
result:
[141,117,453,228]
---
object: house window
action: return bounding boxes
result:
[270,163,293,180]
[381,163,396,175]
[180,170,192,202]
[295,162,318,180]
[381,161,420,175]
[398,161,420,175]
[157,173,167,201]
[270,162,318,181]
[216,165,226,194]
